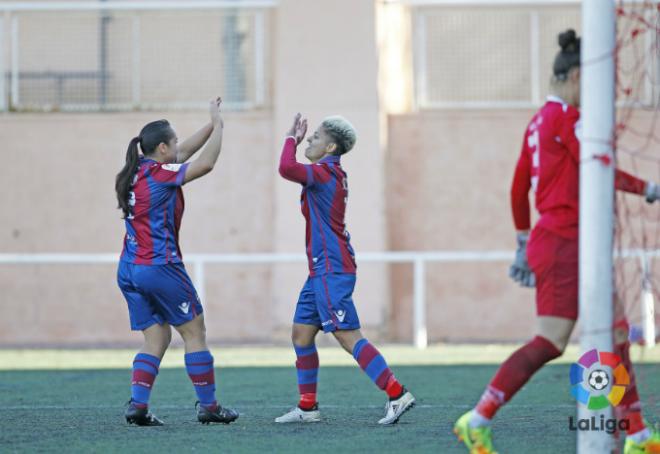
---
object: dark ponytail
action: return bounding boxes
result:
[115,119,175,219]
[553,29,581,81]
[115,137,141,219]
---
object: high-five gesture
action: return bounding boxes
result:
[177,97,222,163]
[183,96,225,184]
[287,113,308,145]
[209,96,223,128]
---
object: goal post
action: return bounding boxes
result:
[578,0,616,452]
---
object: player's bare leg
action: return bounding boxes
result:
[175,313,208,353]
[175,314,238,424]
[332,328,362,354]
[535,316,574,352]
[292,323,320,347]
[141,322,172,358]
[334,329,415,424]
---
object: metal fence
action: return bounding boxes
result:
[407,0,658,109]
[0,1,276,112]
[1,249,656,349]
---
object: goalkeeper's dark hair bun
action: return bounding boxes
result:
[558,29,579,53]
[553,29,581,80]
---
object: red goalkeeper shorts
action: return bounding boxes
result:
[527,227,579,320]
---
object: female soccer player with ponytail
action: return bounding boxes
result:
[115,97,238,426]
[454,30,660,454]
[275,114,415,424]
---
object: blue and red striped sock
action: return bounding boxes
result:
[185,350,217,411]
[294,344,319,410]
[352,338,403,398]
[131,353,161,408]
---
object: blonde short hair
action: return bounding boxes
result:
[321,115,357,154]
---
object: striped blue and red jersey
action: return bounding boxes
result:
[120,158,189,265]
[279,136,357,276]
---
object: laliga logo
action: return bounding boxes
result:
[569,349,629,410]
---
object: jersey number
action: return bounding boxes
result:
[528,130,540,192]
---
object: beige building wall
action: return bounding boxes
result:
[1,1,651,347]
[2,108,654,346]
[386,110,537,342]
[0,0,393,346]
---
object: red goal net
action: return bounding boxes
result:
[614,1,660,348]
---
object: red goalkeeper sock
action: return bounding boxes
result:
[613,333,647,435]
[475,336,561,420]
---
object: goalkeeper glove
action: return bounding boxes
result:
[646,182,660,203]
[509,232,536,288]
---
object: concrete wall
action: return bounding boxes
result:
[386,110,538,342]
[0,0,392,347]
[0,106,391,345]
[1,1,653,347]
[2,108,655,346]
[0,110,544,346]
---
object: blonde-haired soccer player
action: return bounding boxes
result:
[276,113,415,424]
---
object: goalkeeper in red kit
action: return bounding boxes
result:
[454,30,660,454]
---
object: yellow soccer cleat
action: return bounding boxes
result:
[453,410,498,454]
[624,429,660,454]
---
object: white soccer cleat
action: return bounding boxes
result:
[274,406,321,423]
[378,390,415,425]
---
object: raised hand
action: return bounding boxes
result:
[209,97,223,128]
[287,113,308,145]
[295,117,308,145]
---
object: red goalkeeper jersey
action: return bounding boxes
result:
[510,96,647,239]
